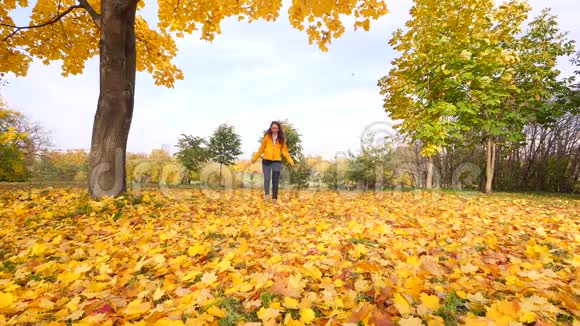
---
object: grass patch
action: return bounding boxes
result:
[346,237,380,247]
[556,314,573,323]
[356,293,374,303]
[435,292,468,326]
[205,232,226,240]
[0,261,16,273]
[260,291,277,308]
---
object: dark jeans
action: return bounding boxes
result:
[262,159,282,199]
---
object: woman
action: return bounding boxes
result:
[251,121,295,203]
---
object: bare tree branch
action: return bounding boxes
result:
[78,0,101,29]
[57,0,74,50]
[1,5,81,41]
[173,0,182,24]
[1,0,102,42]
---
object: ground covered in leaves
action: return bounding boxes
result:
[0,188,578,325]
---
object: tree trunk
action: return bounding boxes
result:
[219,163,222,187]
[485,138,496,193]
[425,156,433,189]
[88,0,138,199]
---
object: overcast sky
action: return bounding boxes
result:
[3,0,578,160]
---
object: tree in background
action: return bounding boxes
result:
[358,132,398,189]
[126,149,183,186]
[319,153,367,191]
[0,100,50,181]
[470,7,574,193]
[289,153,312,190]
[32,150,89,182]
[1,0,388,198]
[0,112,29,181]
[491,50,579,193]
[175,134,210,184]
[208,124,242,187]
[378,0,483,189]
[453,1,530,194]
[125,152,149,184]
[379,0,574,193]
[283,122,311,189]
[568,51,580,110]
[322,162,341,190]
[512,9,575,127]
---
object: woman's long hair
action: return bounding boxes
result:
[264,121,286,145]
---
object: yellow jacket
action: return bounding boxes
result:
[251,133,294,165]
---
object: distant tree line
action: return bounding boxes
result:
[1,99,578,193]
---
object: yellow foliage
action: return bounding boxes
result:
[2,0,388,86]
[122,299,152,317]
[0,292,14,309]
[420,293,440,311]
[0,188,577,324]
[299,307,315,323]
[394,293,411,315]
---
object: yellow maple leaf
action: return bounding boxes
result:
[237,281,254,293]
[79,313,107,324]
[155,318,185,326]
[238,238,249,253]
[57,272,80,283]
[286,317,306,326]
[486,300,518,326]
[420,293,441,311]
[153,288,165,301]
[399,316,423,326]
[287,274,306,296]
[66,296,81,311]
[257,307,280,321]
[37,297,55,310]
[406,255,420,266]
[0,292,14,309]
[30,243,48,256]
[302,264,322,280]
[394,293,411,315]
[518,311,536,323]
[284,297,300,309]
[464,313,490,326]
[74,263,92,274]
[427,316,445,326]
[456,290,467,299]
[66,309,84,321]
[151,254,166,266]
[51,234,62,244]
[207,305,227,318]
[188,244,210,257]
[201,272,218,286]
[354,279,370,292]
[270,301,282,310]
[300,307,316,323]
[216,258,232,273]
[460,263,478,274]
[122,299,152,317]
